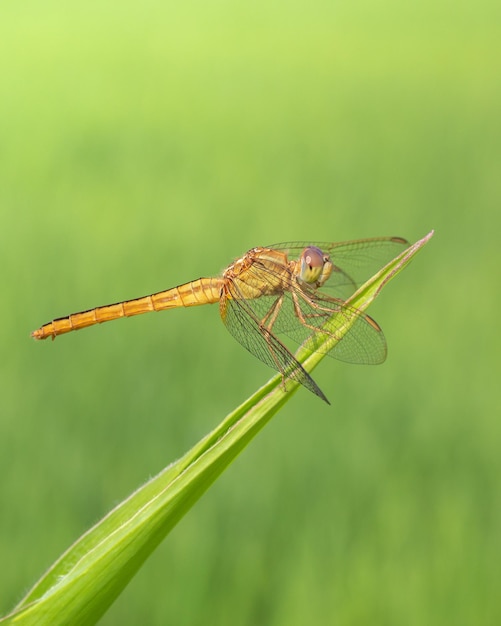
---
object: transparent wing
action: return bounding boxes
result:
[267,237,408,299]
[220,287,329,403]
[230,286,387,365]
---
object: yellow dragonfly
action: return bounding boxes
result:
[32,237,408,402]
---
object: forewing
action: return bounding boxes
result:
[268,237,408,299]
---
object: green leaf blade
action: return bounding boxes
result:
[1,231,433,626]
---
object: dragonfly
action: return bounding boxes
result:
[32,237,408,403]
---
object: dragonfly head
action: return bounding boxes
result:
[299,247,333,287]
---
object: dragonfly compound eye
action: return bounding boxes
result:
[300,246,325,284]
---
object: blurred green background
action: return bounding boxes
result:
[1,0,500,623]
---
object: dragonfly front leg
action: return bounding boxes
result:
[291,290,344,341]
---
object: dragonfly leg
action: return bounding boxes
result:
[291,290,345,341]
[261,297,299,391]
[259,296,290,389]
[260,294,284,331]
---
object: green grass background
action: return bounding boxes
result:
[1,1,499,624]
